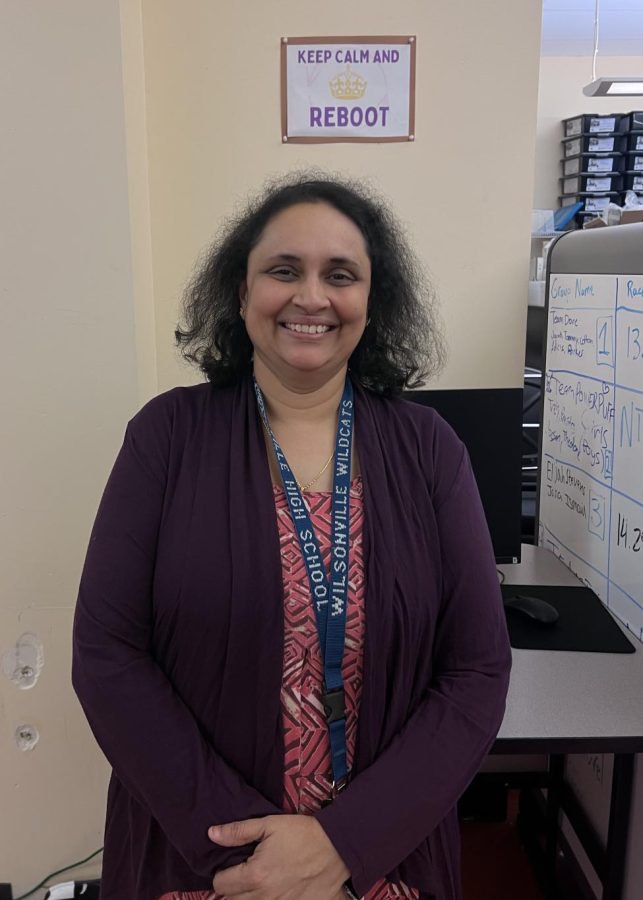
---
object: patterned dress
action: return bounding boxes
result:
[160,478,419,900]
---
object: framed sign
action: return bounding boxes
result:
[281,35,416,144]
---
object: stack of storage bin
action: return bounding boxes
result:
[560,113,628,227]
[624,110,643,202]
[559,111,643,226]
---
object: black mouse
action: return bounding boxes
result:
[503,594,559,625]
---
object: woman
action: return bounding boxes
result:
[73,174,511,900]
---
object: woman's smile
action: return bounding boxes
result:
[279,319,337,336]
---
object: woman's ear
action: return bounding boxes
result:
[239,281,248,319]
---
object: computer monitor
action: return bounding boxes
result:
[405,388,522,564]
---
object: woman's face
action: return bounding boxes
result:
[242,202,371,384]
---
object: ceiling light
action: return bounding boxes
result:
[583,77,643,97]
[582,0,643,97]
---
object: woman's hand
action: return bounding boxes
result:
[208,815,351,899]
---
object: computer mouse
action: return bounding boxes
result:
[503,594,559,625]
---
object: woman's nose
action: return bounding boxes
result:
[293,277,330,310]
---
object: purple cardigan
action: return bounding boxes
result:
[72,377,511,900]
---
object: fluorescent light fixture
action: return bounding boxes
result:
[583,77,643,97]
[584,2,643,96]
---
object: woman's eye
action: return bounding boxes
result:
[269,267,297,279]
[328,272,354,283]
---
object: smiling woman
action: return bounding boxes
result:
[73,172,511,900]
[175,173,444,394]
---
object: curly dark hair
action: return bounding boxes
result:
[175,171,445,394]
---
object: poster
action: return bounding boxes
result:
[281,36,416,143]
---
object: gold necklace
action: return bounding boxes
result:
[261,419,335,492]
[298,450,335,492]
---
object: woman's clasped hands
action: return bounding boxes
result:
[209,814,351,899]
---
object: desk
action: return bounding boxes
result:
[493,544,643,900]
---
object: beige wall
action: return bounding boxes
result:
[143,0,542,392]
[0,0,542,895]
[535,55,643,211]
[0,1,143,895]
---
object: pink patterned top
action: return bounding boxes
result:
[159,478,419,900]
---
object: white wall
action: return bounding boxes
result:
[535,54,643,900]
[0,1,147,895]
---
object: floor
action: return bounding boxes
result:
[461,791,546,900]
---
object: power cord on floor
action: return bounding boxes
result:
[13,847,103,900]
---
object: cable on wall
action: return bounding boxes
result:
[12,848,103,900]
[592,0,601,82]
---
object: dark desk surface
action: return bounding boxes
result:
[494,545,643,754]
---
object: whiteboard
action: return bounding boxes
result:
[538,227,643,644]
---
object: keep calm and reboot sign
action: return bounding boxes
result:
[281,36,416,143]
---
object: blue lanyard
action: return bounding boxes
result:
[254,376,354,790]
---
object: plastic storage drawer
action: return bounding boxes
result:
[563,114,625,137]
[563,134,628,157]
[622,111,643,133]
[562,154,626,177]
[561,173,624,195]
[559,193,619,214]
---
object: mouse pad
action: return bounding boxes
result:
[501,584,635,653]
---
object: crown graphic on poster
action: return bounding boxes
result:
[329,66,367,100]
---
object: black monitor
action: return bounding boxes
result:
[405,388,523,564]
